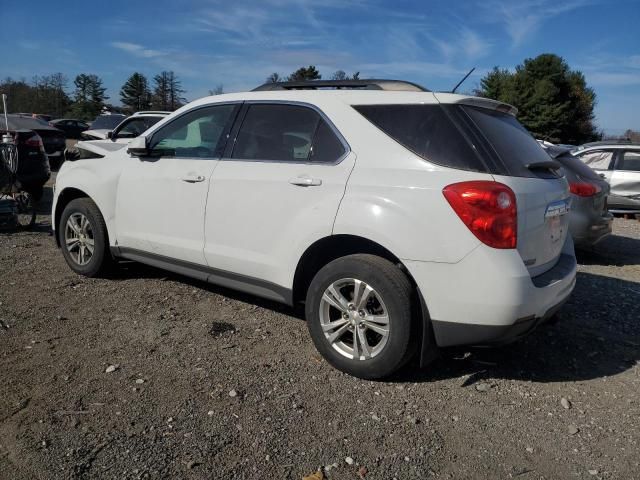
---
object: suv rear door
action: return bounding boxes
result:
[203,102,354,297]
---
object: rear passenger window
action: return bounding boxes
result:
[354,104,486,172]
[310,120,346,163]
[618,151,640,171]
[232,104,345,163]
[577,150,614,170]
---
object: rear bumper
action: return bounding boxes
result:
[572,212,613,247]
[404,237,576,347]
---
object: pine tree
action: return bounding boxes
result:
[476,54,599,144]
[152,71,185,111]
[288,66,321,81]
[120,73,151,112]
[67,74,108,120]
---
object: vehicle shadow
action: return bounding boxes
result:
[577,231,640,266]
[395,271,640,384]
[112,261,303,319]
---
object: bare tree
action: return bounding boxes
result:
[266,72,282,83]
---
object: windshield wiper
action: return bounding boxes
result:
[525,160,562,171]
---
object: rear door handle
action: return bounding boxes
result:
[288,176,322,187]
[181,174,205,183]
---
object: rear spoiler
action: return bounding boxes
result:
[433,93,518,116]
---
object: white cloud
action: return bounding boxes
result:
[483,0,597,48]
[110,42,166,58]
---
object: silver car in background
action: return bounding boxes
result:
[572,140,640,213]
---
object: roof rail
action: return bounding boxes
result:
[578,139,638,148]
[252,79,429,92]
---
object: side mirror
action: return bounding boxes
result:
[106,131,113,139]
[127,136,149,157]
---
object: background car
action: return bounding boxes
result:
[50,119,90,139]
[106,112,170,143]
[0,126,51,200]
[82,114,127,140]
[69,112,171,160]
[572,140,640,213]
[4,114,66,169]
[541,142,612,247]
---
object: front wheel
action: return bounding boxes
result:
[58,198,114,277]
[305,254,415,379]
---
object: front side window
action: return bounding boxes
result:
[231,104,345,163]
[114,116,164,139]
[577,150,614,170]
[149,104,238,158]
[618,151,640,172]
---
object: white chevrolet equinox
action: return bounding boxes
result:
[52,80,577,379]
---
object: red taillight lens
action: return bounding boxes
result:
[23,134,44,148]
[443,181,517,249]
[569,182,600,197]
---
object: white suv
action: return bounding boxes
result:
[52,80,576,379]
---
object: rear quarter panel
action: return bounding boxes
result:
[329,101,487,263]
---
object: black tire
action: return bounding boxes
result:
[305,254,415,379]
[58,198,114,277]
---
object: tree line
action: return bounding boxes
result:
[0,71,189,121]
[265,66,360,83]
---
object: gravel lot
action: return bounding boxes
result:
[1,183,639,480]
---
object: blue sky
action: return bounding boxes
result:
[1,0,639,133]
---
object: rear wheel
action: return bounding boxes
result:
[306,254,415,379]
[58,198,114,277]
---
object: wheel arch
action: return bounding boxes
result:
[292,234,437,368]
[53,187,92,247]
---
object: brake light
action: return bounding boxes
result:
[569,182,600,197]
[443,181,517,249]
[23,135,44,148]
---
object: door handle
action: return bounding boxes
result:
[288,176,322,187]
[181,174,205,183]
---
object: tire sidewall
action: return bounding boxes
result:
[306,257,413,379]
[58,199,108,277]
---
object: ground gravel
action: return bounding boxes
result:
[1,184,639,479]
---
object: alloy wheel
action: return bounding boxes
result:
[319,278,390,360]
[64,213,95,266]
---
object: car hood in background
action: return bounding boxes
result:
[82,129,111,140]
[75,139,128,156]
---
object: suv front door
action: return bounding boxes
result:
[203,103,355,298]
[115,104,239,265]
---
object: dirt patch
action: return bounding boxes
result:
[1,188,639,479]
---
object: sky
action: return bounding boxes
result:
[1,0,639,134]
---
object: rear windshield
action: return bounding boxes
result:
[91,115,126,130]
[353,104,485,172]
[7,115,54,130]
[462,106,558,178]
[555,153,602,181]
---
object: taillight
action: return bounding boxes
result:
[23,135,44,148]
[569,182,600,197]
[443,181,517,249]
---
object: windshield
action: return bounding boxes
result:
[114,116,164,138]
[91,115,126,130]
